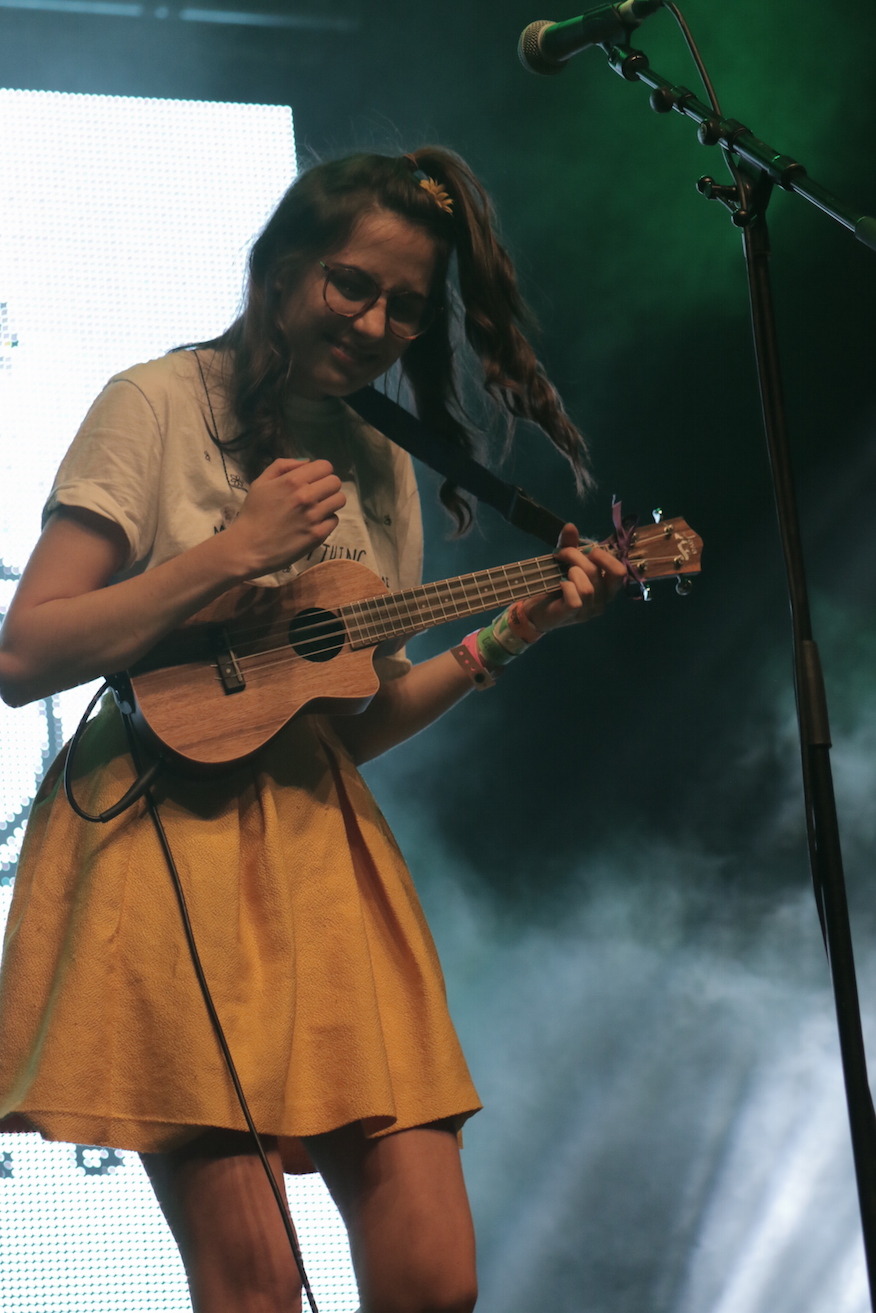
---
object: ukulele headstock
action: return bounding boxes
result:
[603,509,703,601]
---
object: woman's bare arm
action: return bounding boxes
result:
[332,530,627,765]
[0,458,345,707]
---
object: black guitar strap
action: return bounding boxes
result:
[345,386,567,549]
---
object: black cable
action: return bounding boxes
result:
[665,3,754,209]
[64,688,320,1309]
[119,712,320,1313]
[63,681,164,823]
[664,4,720,113]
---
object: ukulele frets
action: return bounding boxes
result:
[339,555,566,649]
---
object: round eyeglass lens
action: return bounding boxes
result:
[322,263,435,339]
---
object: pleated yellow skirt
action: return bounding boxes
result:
[0,701,480,1172]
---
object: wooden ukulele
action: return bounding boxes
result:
[113,515,702,771]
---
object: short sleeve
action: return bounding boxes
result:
[44,378,165,571]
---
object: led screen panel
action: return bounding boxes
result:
[0,87,358,1313]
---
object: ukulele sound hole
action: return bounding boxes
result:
[288,607,345,663]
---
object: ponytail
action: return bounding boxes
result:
[401,146,592,531]
[203,146,592,531]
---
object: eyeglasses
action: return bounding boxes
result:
[319,261,439,340]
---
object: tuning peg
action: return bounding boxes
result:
[652,507,663,523]
[675,576,693,597]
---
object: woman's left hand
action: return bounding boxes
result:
[525,522,628,633]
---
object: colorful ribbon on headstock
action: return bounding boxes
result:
[610,498,648,596]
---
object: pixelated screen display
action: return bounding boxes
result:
[0,88,358,1312]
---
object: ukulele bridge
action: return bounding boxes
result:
[213,629,246,694]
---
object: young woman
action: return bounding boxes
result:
[0,148,626,1313]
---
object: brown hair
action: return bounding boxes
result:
[202,147,591,531]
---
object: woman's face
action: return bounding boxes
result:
[280,209,441,400]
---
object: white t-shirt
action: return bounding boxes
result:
[45,348,424,677]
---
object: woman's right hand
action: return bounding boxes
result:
[0,459,346,707]
[227,458,346,578]
[0,460,345,707]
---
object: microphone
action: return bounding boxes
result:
[518,0,663,74]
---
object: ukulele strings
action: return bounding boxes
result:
[190,527,693,688]
[220,567,563,686]
[202,539,694,687]
[230,545,695,680]
[219,526,689,661]
[206,557,564,680]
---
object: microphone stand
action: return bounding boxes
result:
[599,39,876,1308]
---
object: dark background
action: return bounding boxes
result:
[3,2,876,1309]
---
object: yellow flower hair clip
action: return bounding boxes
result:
[403,155,454,215]
[416,176,454,214]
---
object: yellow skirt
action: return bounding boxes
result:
[0,701,480,1172]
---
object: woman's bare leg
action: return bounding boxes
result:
[141,1128,303,1313]
[304,1120,477,1313]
